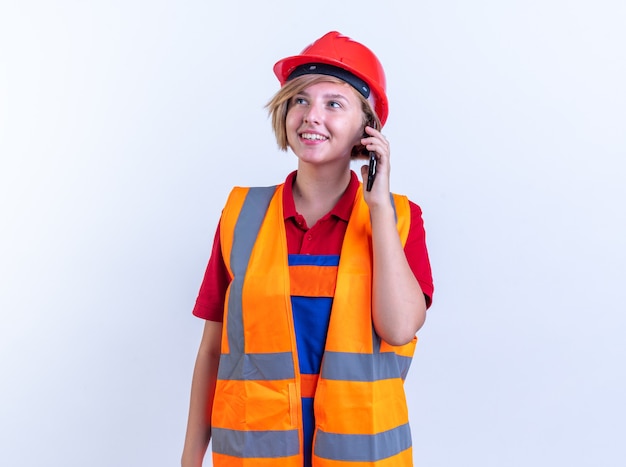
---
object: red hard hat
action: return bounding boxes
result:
[273,31,389,126]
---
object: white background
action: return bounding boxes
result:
[1,1,624,466]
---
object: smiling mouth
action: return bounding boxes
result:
[300,132,328,141]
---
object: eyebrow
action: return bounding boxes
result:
[325,93,349,101]
[297,91,350,101]
[294,91,350,102]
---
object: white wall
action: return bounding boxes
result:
[1,1,624,466]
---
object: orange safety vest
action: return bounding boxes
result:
[212,183,417,466]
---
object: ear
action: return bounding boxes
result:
[351,134,370,159]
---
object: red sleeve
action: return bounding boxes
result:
[192,220,230,322]
[405,201,434,308]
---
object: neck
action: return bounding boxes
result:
[292,166,351,227]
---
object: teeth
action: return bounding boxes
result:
[301,133,327,141]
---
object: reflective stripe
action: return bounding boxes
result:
[215,186,299,461]
[212,428,300,458]
[321,351,405,381]
[389,192,398,222]
[397,354,412,380]
[217,352,295,380]
[314,423,412,461]
[321,326,411,382]
[226,186,277,355]
[220,186,294,381]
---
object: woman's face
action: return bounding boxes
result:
[285,80,364,168]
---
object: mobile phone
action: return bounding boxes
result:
[364,119,378,191]
[366,150,376,191]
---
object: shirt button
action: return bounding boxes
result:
[307,234,313,241]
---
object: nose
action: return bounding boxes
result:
[303,102,321,124]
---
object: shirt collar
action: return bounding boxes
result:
[282,170,359,222]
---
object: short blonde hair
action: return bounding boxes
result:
[265,74,381,154]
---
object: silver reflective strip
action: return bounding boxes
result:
[321,351,405,381]
[216,186,298,458]
[217,352,295,380]
[226,186,277,355]
[314,423,412,461]
[219,186,296,382]
[371,328,413,381]
[212,427,300,458]
[318,193,412,384]
[384,195,414,381]
[372,326,381,353]
[397,354,413,380]
[389,192,397,223]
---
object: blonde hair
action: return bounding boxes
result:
[265,74,381,154]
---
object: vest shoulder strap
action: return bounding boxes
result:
[220,185,278,277]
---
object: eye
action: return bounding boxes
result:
[328,100,341,109]
[293,96,308,105]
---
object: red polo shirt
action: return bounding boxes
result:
[193,171,433,321]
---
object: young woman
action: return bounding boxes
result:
[182,31,434,467]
